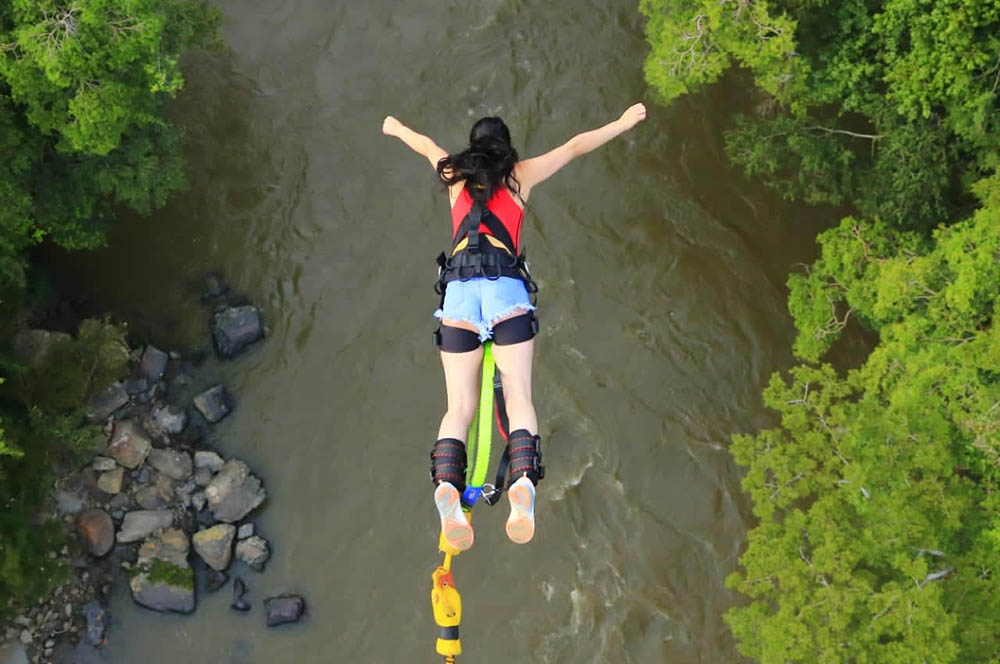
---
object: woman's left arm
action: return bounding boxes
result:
[383,116,447,170]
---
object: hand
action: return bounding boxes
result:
[618,103,646,130]
[382,115,403,136]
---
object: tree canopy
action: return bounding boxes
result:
[640,0,1000,229]
[0,0,219,287]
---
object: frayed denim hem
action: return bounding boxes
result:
[487,303,536,329]
[435,302,535,343]
[434,309,491,341]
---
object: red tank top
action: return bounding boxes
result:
[450,186,525,252]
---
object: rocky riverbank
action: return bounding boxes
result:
[0,288,305,664]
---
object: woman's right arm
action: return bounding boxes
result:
[382,115,448,171]
[515,103,646,197]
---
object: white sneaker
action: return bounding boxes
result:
[434,482,473,551]
[505,476,535,544]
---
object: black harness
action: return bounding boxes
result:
[434,200,537,300]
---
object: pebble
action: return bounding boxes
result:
[19,629,32,645]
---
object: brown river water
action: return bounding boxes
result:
[46,0,835,662]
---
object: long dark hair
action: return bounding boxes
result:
[437,117,520,203]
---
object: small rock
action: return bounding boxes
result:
[82,601,109,648]
[212,306,265,359]
[145,404,187,438]
[85,382,129,423]
[123,377,149,396]
[264,594,305,626]
[201,274,229,302]
[205,460,266,523]
[237,523,254,540]
[194,467,213,487]
[191,491,207,512]
[139,345,169,382]
[193,450,225,473]
[75,509,114,557]
[134,474,174,510]
[105,421,152,469]
[0,642,28,664]
[96,467,124,495]
[235,536,269,572]
[147,449,192,481]
[193,385,234,424]
[206,570,228,593]
[19,629,32,645]
[91,457,117,472]
[230,577,250,612]
[117,510,173,543]
[192,524,236,571]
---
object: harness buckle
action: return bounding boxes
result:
[481,483,501,506]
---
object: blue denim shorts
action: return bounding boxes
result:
[434,277,536,341]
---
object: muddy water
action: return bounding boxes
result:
[51,1,831,662]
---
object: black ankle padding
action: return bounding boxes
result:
[507,429,544,486]
[437,325,482,353]
[492,313,537,346]
[430,438,467,492]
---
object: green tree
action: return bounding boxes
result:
[640,0,1000,229]
[0,0,220,287]
[725,175,1000,661]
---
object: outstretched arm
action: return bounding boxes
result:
[382,116,448,170]
[515,103,646,197]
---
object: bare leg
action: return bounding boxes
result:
[437,318,484,440]
[491,326,537,435]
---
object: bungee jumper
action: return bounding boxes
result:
[382,102,646,659]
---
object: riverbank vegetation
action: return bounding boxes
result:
[642,0,1000,660]
[0,0,219,611]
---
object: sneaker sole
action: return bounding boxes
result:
[506,482,535,544]
[435,483,473,551]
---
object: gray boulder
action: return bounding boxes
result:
[85,382,129,423]
[192,524,236,571]
[205,460,266,523]
[75,509,114,557]
[212,306,265,359]
[264,594,305,626]
[117,510,173,543]
[193,385,234,424]
[235,535,269,571]
[139,345,168,382]
[147,449,192,480]
[105,420,152,469]
[129,528,194,614]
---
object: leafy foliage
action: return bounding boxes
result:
[0,0,220,287]
[641,0,1000,229]
[725,176,1000,661]
[0,319,127,610]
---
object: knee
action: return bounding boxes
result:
[445,394,479,425]
[502,388,534,414]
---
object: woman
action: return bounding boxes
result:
[383,103,646,550]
